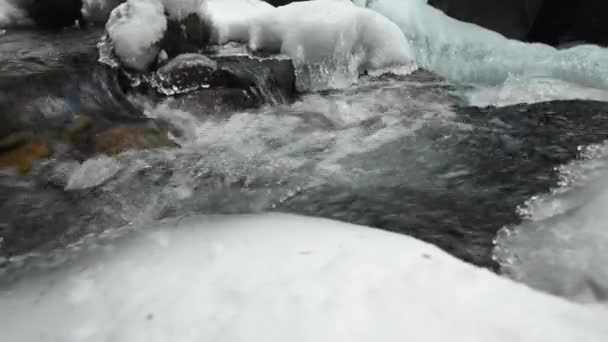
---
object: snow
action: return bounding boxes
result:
[105,0,167,71]
[2,214,608,342]
[494,143,608,302]
[210,0,416,91]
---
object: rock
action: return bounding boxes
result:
[0,131,34,152]
[428,0,542,40]
[82,0,125,24]
[526,0,608,46]
[93,123,177,155]
[214,54,296,103]
[264,0,307,6]
[163,12,212,58]
[147,52,296,106]
[26,0,83,28]
[153,53,219,95]
[0,142,50,174]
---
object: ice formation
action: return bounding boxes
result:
[2,214,607,341]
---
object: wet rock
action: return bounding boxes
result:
[26,0,83,28]
[135,52,296,110]
[163,13,212,58]
[0,142,50,174]
[428,0,541,40]
[153,53,220,95]
[93,123,177,155]
[0,131,35,152]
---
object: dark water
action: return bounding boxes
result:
[2,28,608,280]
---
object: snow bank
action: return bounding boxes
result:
[211,0,416,90]
[105,0,167,71]
[2,214,608,341]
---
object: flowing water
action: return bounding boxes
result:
[1,23,608,309]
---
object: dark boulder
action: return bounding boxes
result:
[26,0,84,28]
[428,0,608,46]
[263,0,308,6]
[526,0,608,46]
[428,0,542,40]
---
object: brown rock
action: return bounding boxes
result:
[93,123,177,155]
[0,142,50,173]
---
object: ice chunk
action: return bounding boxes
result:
[2,214,607,341]
[210,0,416,91]
[105,0,167,71]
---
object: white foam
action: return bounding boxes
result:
[2,214,607,342]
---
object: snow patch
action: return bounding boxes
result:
[2,214,608,341]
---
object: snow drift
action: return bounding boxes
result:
[2,214,607,341]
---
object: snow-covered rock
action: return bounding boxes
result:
[106,0,167,71]
[1,214,607,341]
[212,0,416,90]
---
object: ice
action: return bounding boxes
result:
[65,155,122,190]
[494,143,608,302]
[359,0,608,105]
[105,0,167,71]
[2,214,607,341]
[466,75,608,107]
[209,0,416,91]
